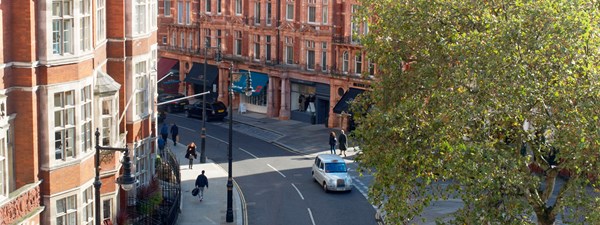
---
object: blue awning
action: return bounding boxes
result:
[232,70,268,96]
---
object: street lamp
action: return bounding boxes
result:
[200,43,222,163]
[226,64,253,223]
[94,128,136,225]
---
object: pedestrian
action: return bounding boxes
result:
[338,130,348,157]
[160,123,169,141]
[195,170,209,201]
[157,137,166,157]
[185,142,197,169]
[329,131,337,155]
[170,123,179,146]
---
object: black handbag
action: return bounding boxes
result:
[192,187,199,196]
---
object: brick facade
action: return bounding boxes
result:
[0,0,157,224]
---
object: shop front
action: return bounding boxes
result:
[290,79,330,124]
[184,63,220,102]
[234,70,269,113]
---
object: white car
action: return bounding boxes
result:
[311,154,353,192]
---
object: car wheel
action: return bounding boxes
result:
[323,182,328,192]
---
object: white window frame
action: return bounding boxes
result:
[177,1,183,24]
[265,35,272,61]
[342,51,349,74]
[254,2,260,24]
[82,186,94,225]
[235,0,242,15]
[286,3,293,20]
[355,53,362,74]
[96,0,106,42]
[80,85,92,153]
[322,0,328,24]
[285,37,294,64]
[217,0,222,14]
[134,61,149,117]
[100,98,116,146]
[79,0,92,52]
[307,5,316,23]
[205,0,211,13]
[235,31,242,56]
[151,0,157,29]
[54,90,76,161]
[253,35,260,60]
[135,141,150,187]
[52,0,74,55]
[55,195,77,225]
[164,0,171,16]
[180,31,185,48]
[189,32,194,49]
[134,0,148,34]
[0,94,9,200]
[321,42,327,71]
[186,1,191,24]
[266,2,272,25]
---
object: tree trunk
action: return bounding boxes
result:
[536,210,556,225]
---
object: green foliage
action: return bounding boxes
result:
[352,0,600,224]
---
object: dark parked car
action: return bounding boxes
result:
[186,101,228,121]
[158,93,189,113]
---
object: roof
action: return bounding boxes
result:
[317,154,345,163]
[94,70,121,96]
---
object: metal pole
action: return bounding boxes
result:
[94,131,102,225]
[200,43,207,163]
[226,64,234,223]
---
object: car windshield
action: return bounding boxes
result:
[324,162,347,173]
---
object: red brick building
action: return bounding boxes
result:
[0,1,158,224]
[157,0,374,130]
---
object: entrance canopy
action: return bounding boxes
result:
[333,88,364,114]
[157,58,178,80]
[184,63,219,91]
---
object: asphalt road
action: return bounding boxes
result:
[165,113,378,225]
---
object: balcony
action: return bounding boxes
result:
[0,181,43,225]
[159,46,202,56]
[333,35,362,45]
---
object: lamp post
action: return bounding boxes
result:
[226,64,253,223]
[200,43,222,163]
[94,128,136,225]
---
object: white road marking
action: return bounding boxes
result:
[179,125,196,132]
[239,148,259,159]
[267,164,286,177]
[291,183,305,200]
[307,208,316,225]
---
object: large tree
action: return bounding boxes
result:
[352,1,600,224]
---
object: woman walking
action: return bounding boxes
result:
[329,132,337,155]
[185,142,197,169]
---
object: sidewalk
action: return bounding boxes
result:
[175,111,355,225]
[172,142,245,225]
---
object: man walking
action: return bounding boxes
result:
[160,123,169,141]
[170,123,179,146]
[195,170,209,201]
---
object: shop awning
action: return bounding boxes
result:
[333,88,365,114]
[232,70,268,97]
[157,58,179,80]
[184,63,218,90]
